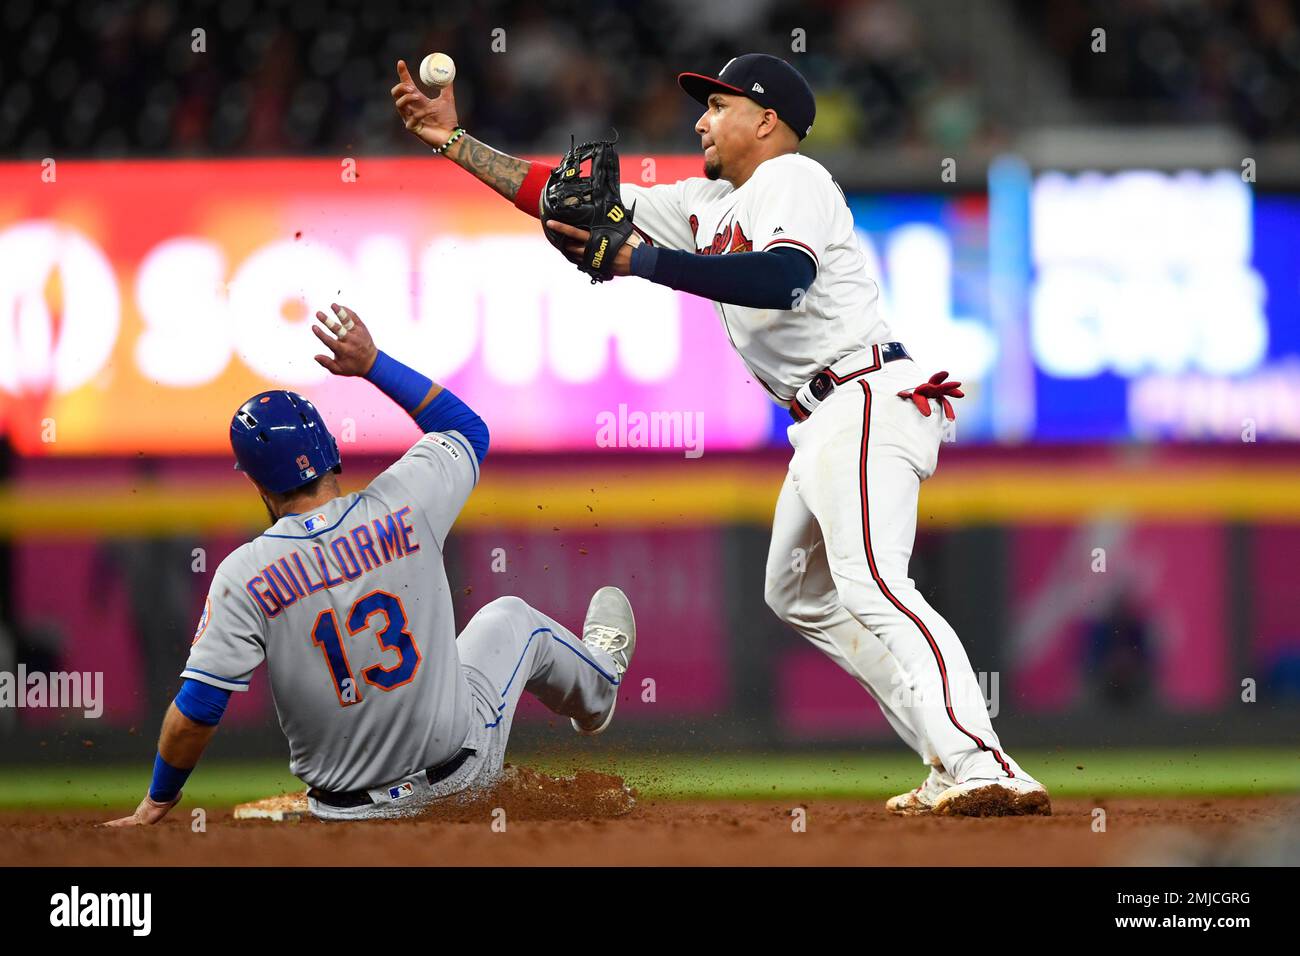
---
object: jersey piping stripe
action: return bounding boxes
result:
[483,626,620,728]
[261,495,365,540]
[494,626,544,709]
[181,667,250,686]
[826,344,882,384]
[262,431,476,543]
[762,236,820,267]
[790,346,883,420]
[548,631,621,684]
[856,380,1014,778]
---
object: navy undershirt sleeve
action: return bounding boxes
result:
[630,244,817,310]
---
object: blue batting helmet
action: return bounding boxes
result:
[230,390,341,494]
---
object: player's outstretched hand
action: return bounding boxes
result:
[313,303,378,377]
[101,794,180,827]
[544,219,642,277]
[391,59,460,150]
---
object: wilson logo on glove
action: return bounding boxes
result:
[542,134,637,284]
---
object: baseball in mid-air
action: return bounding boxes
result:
[419,52,456,88]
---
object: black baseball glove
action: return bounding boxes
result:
[541,134,636,283]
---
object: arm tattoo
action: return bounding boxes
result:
[448,133,529,201]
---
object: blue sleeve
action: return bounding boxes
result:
[365,350,489,464]
[365,349,435,413]
[174,678,231,726]
[149,752,192,803]
[630,244,817,310]
[414,388,490,464]
[148,680,230,801]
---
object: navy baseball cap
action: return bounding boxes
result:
[678,54,816,140]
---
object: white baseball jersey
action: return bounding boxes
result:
[182,431,480,793]
[622,153,892,401]
[622,152,1037,793]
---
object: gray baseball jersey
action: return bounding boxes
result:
[183,430,479,793]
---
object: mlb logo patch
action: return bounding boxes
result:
[388,782,415,800]
[302,513,328,533]
[296,454,318,482]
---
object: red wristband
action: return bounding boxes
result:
[513,161,550,219]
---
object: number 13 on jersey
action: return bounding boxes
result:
[310,590,422,706]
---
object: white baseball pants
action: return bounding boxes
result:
[764,355,1032,784]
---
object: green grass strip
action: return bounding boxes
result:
[0,748,1295,810]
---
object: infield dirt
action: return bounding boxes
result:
[3,792,1292,866]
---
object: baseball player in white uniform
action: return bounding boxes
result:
[106,304,636,825]
[392,53,1048,816]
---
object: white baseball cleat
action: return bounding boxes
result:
[571,586,636,736]
[886,762,957,815]
[932,776,1052,817]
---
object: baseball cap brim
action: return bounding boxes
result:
[677,72,747,106]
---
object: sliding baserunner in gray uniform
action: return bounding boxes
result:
[105,303,636,825]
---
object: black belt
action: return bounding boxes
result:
[789,341,911,422]
[308,747,476,809]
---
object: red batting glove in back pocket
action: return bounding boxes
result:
[897,371,964,421]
